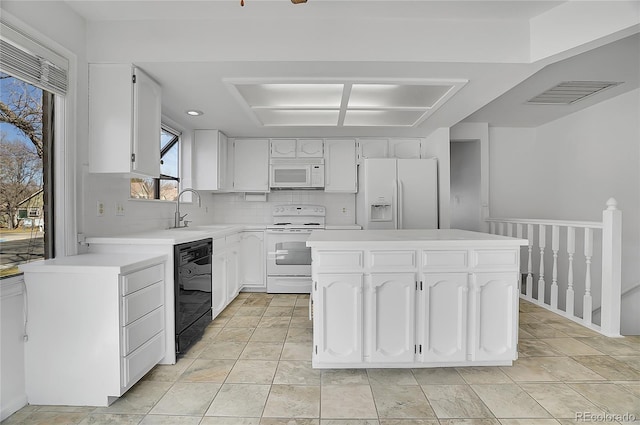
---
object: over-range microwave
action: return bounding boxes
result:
[270,158,325,189]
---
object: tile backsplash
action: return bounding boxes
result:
[185,191,357,226]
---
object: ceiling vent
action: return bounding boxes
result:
[527,81,621,105]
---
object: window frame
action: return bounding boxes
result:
[130,125,181,201]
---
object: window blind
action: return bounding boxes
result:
[0,18,68,96]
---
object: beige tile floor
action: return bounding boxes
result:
[4,293,640,425]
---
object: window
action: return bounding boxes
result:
[0,73,53,277]
[130,127,180,201]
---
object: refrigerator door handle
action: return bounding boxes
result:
[393,179,399,229]
[398,179,404,229]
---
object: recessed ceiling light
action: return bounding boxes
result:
[186,110,203,116]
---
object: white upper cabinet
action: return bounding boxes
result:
[357,139,388,161]
[297,139,324,157]
[271,138,324,158]
[89,64,161,177]
[193,130,229,191]
[324,139,357,193]
[389,139,422,159]
[270,139,297,158]
[232,138,270,192]
[357,138,423,162]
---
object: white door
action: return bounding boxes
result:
[389,139,421,159]
[357,139,388,161]
[315,274,364,364]
[266,231,312,277]
[324,139,357,193]
[270,139,297,158]
[212,249,227,317]
[470,272,518,361]
[368,273,416,363]
[233,139,270,191]
[358,158,396,230]
[397,158,438,229]
[226,236,240,302]
[240,231,265,290]
[132,67,161,177]
[297,139,324,157]
[421,273,468,362]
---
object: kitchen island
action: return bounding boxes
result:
[306,229,528,368]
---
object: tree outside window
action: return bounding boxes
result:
[0,72,50,276]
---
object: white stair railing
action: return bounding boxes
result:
[486,198,622,337]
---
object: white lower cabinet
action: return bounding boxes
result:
[212,237,228,317]
[311,245,521,368]
[20,255,166,406]
[240,231,266,291]
[212,233,244,318]
[226,233,241,301]
[420,273,468,362]
[314,274,364,364]
[368,273,416,363]
[470,272,518,361]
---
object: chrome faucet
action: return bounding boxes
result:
[174,188,202,228]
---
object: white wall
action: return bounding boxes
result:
[0,2,89,419]
[423,128,452,228]
[0,282,26,421]
[488,89,640,334]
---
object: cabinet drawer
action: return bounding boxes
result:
[121,330,164,390]
[122,306,164,356]
[121,264,164,296]
[315,251,363,270]
[472,250,519,268]
[370,250,416,269]
[121,281,163,325]
[422,251,467,268]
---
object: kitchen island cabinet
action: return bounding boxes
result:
[19,253,167,406]
[307,229,527,369]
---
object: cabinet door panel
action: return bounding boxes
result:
[324,139,357,193]
[132,68,162,177]
[233,139,270,191]
[470,272,518,361]
[421,273,468,362]
[358,139,388,161]
[240,231,265,290]
[271,139,296,157]
[389,139,421,159]
[297,139,324,157]
[212,251,227,317]
[315,274,363,363]
[226,240,240,302]
[369,273,416,363]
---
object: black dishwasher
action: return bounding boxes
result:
[174,238,212,355]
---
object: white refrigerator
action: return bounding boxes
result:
[356,158,438,229]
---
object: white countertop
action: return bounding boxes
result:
[307,229,528,248]
[85,224,257,245]
[19,252,168,274]
[85,223,359,245]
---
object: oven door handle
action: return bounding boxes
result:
[267,250,289,260]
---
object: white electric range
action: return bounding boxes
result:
[266,204,325,293]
